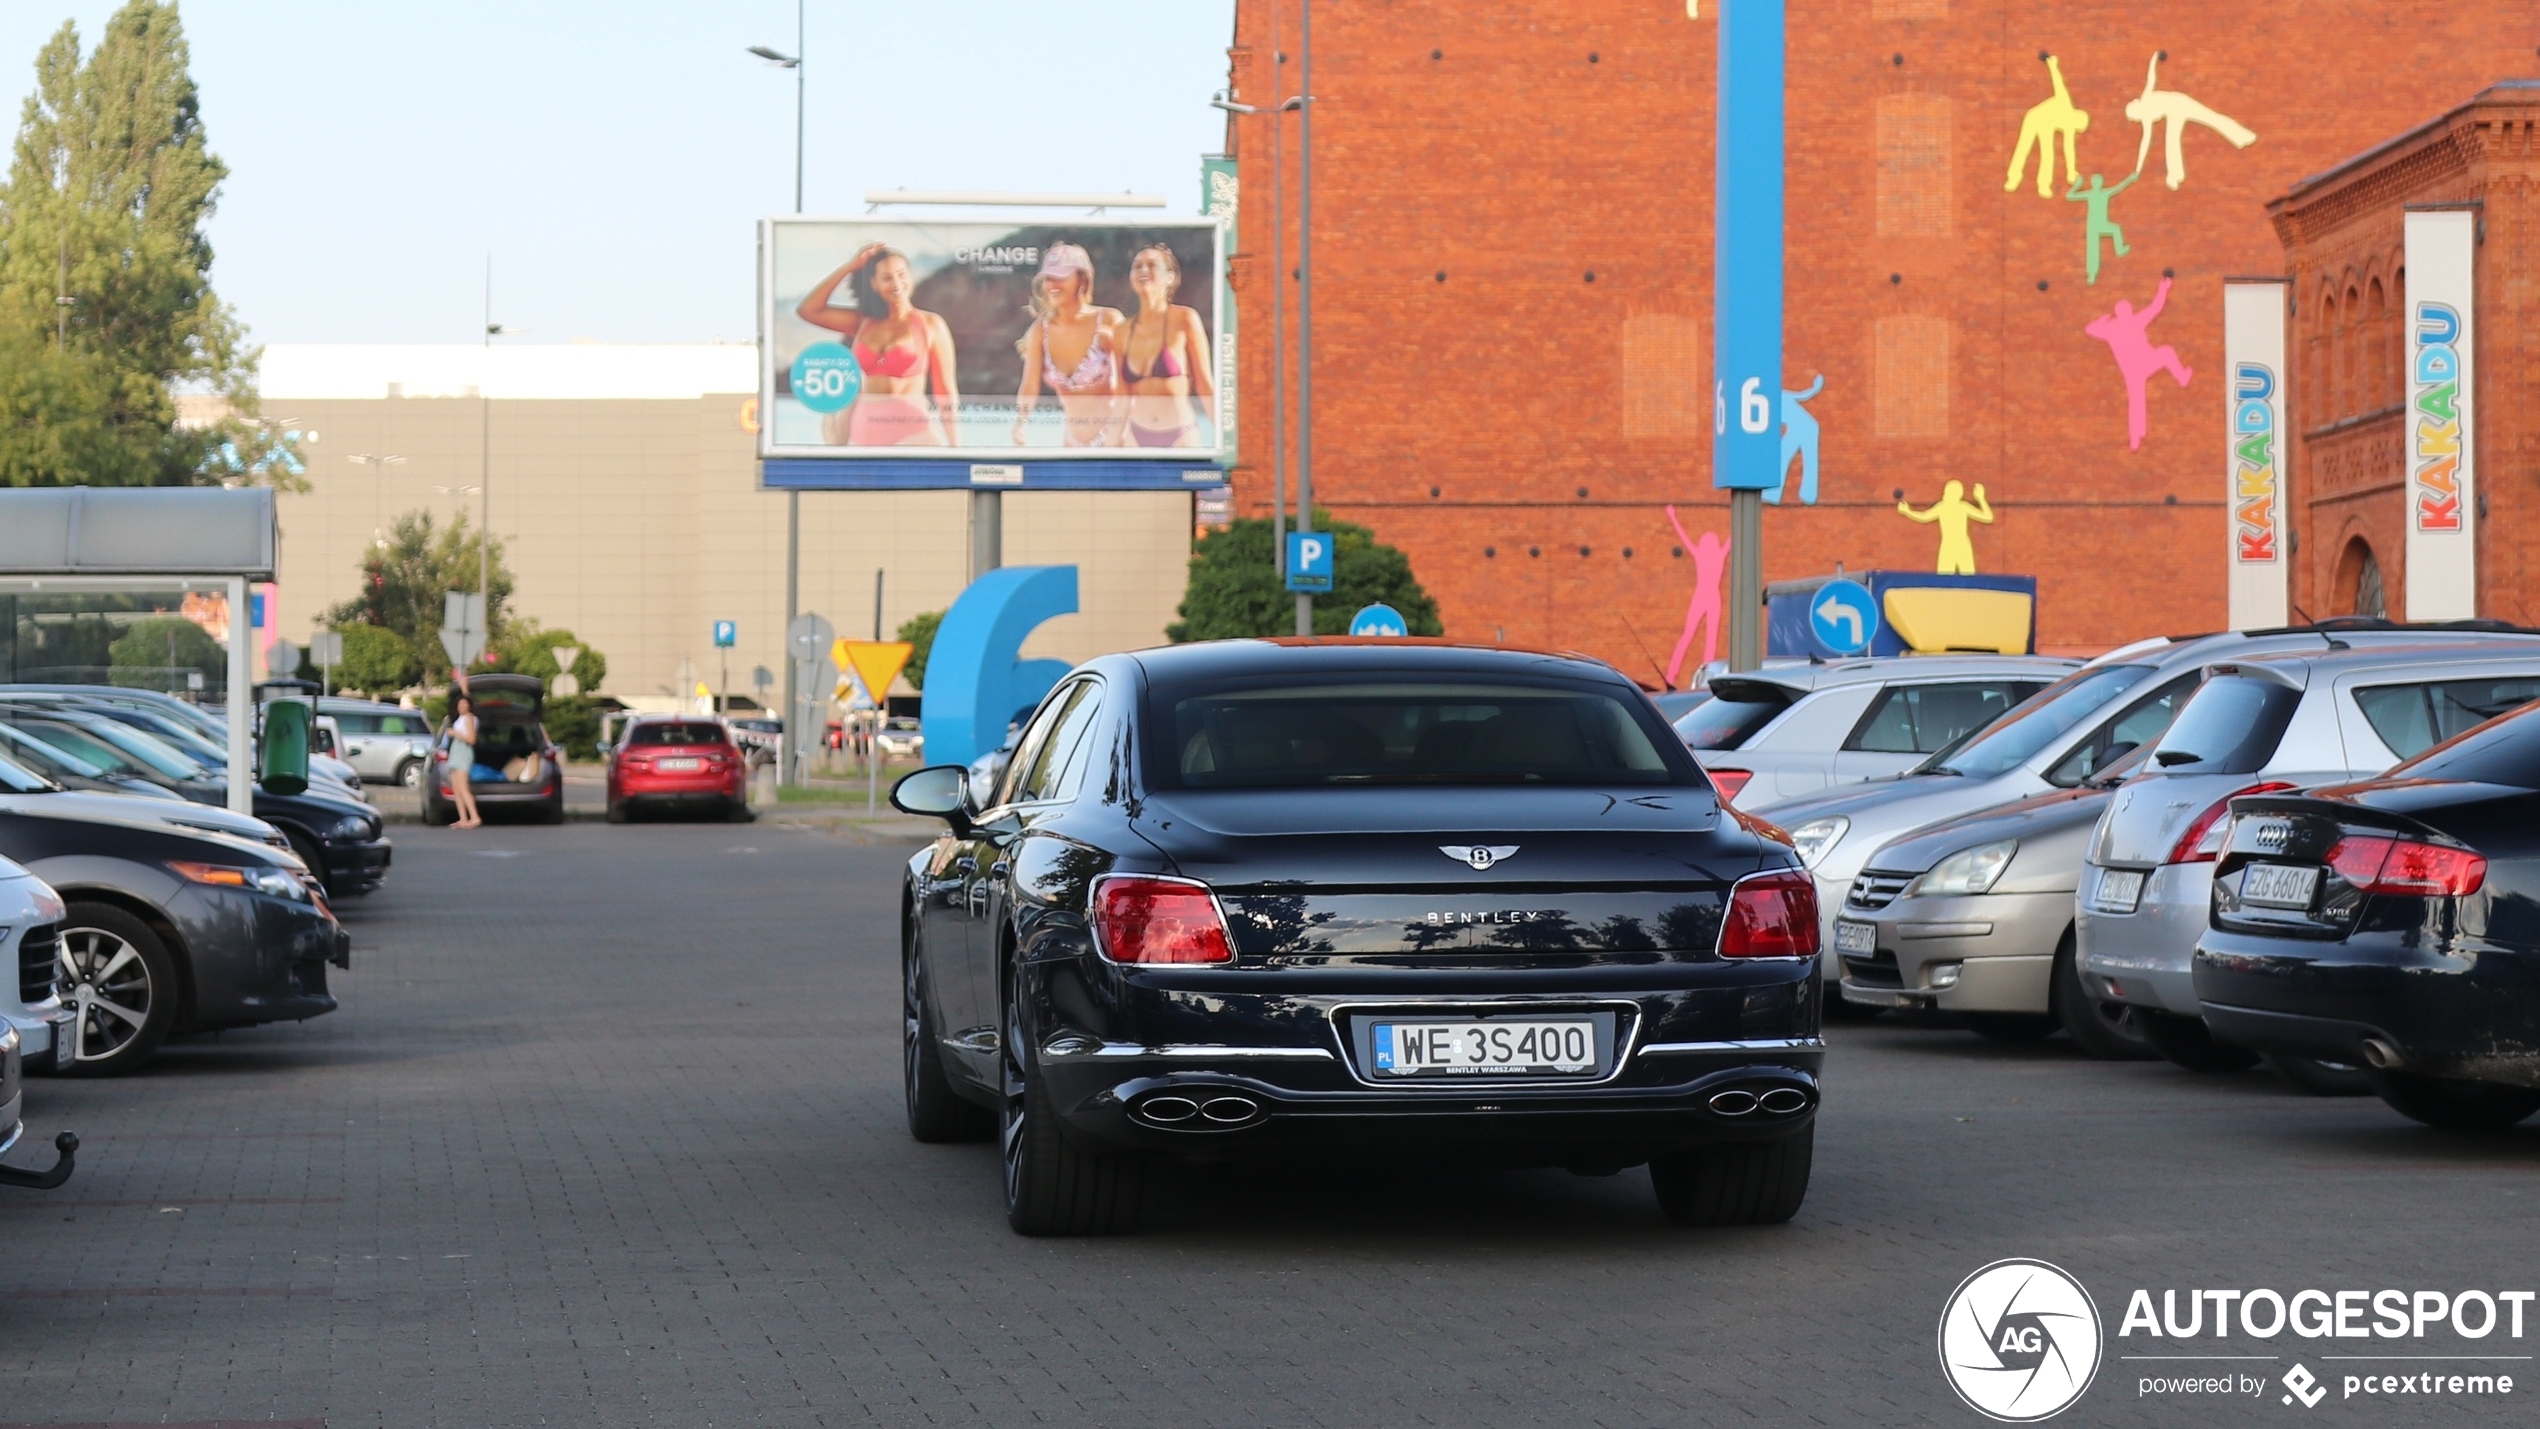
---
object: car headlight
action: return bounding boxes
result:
[1786,816,1848,867]
[1906,839,2018,898]
[328,814,374,840]
[169,861,310,901]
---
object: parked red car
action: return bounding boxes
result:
[605,716,751,823]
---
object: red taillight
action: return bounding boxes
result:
[2165,781,2299,864]
[1090,876,1235,965]
[2325,835,2487,897]
[1719,868,1820,958]
[1708,768,1754,803]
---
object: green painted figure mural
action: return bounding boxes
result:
[2066,172,2136,283]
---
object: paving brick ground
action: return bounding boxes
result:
[3,820,2535,1427]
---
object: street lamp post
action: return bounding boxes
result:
[346,453,406,549]
[1294,0,1316,636]
[750,6,807,784]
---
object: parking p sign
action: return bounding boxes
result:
[712,620,737,649]
[1286,531,1334,593]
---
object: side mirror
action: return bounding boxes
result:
[259,701,312,795]
[892,764,974,832]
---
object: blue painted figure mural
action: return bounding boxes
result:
[917,565,1079,769]
[1763,375,1824,506]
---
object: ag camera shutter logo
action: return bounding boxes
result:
[1939,1259,2104,1421]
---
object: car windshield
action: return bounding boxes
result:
[0,721,110,781]
[1917,664,2157,780]
[4,718,168,782]
[2385,701,2540,789]
[64,716,210,780]
[0,747,60,793]
[1154,678,1693,789]
[629,722,726,746]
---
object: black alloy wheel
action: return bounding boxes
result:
[2050,933,2155,1061]
[1649,1125,1814,1227]
[56,903,179,1077]
[2139,1010,2261,1072]
[1000,974,1141,1236]
[2366,1069,2540,1129]
[903,924,992,1143]
[2261,1052,2373,1097]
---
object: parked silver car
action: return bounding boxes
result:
[1673,655,2077,809]
[1755,624,2540,995]
[2078,644,2540,1087]
[1833,754,2152,1056]
[0,854,73,1074]
[317,699,437,788]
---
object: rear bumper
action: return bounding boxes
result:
[2195,928,2540,1089]
[2077,862,2209,1016]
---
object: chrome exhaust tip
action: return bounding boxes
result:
[2358,1038,2403,1071]
[1136,1095,1199,1124]
[1707,1089,1760,1116]
[1200,1095,1261,1124]
[1759,1086,1812,1115]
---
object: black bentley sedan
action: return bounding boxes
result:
[2197,698,2540,1129]
[892,640,1824,1235]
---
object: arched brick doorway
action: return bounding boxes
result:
[2335,536,2387,618]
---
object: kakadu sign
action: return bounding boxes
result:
[2404,209,2476,620]
[2221,281,2288,629]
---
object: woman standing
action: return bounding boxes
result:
[795,244,960,446]
[446,692,483,830]
[1011,244,1124,447]
[1118,243,1216,448]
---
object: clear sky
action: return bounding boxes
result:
[0,1,1237,347]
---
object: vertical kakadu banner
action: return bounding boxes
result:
[2222,281,2289,629]
[1201,155,1238,467]
[2403,208,2476,620]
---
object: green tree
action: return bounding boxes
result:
[0,3,294,488]
[107,613,218,691]
[322,508,515,686]
[327,622,414,696]
[1167,512,1443,642]
[485,623,606,693]
[896,610,942,691]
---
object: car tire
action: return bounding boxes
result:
[1001,983,1141,1235]
[1959,1012,2059,1042]
[1650,1125,1813,1227]
[422,789,456,827]
[904,927,992,1144]
[2366,1069,2540,1129]
[395,759,423,790]
[2139,1010,2261,1072]
[2050,934,2156,1061]
[56,903,180,1078]
[725,799,755,824]
[283,829,333,897]
[2262,1052,2373,1097]
[540,794,566,826]
[605,799,629,825]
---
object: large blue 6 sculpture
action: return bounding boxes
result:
[918,565,1078,769]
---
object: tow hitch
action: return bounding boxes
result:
[0,1131,79,1190]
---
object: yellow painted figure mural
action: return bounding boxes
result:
[2005,54,2090,198]
[1897,481,1995,575]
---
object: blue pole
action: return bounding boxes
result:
[1712,0,1783,669]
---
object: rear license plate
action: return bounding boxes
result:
[2091,868,2146,915]
[1834,919,1878,954]
[53,1019,73,1069]
[1370,1020,1595,1078]
[659,757,702,772]
[2241,863,2321,909]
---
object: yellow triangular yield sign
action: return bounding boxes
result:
[835,639,914,704]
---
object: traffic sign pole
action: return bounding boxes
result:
[1712,0,1784,672]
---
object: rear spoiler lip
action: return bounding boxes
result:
[2226,783,2481,841]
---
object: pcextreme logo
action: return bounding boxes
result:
[1939,1259,2104,1421]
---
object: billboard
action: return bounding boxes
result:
[2403,208,2476,620]
[2221,280,2288,630]
[759,217,1227,463]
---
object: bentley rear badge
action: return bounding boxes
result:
[1441,844,1519,871]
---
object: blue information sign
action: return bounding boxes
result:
[1711,0,1784,492]
[1348,603,1407,637]
[712,619,737,649]
[1806,579,1878,655]
[1286,531,1334,594]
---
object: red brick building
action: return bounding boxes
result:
[1216,2,2539,671]
[2271,82,2540,623]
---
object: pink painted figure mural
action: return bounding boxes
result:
[1663,506,1731,687]
[2083,276,2192,450]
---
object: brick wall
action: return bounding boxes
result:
[1223,0,2540,669]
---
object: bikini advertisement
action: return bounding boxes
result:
[759,217,1226,461]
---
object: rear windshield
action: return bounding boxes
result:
[628,722,727,747]
[2354,676,2540,761]
[2148,676,2303,775]
[1919,664,2157,780]
[1153,679,1695,789]
[1673,684,1795,750]
[2387,700,2540,789]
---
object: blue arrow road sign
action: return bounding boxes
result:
[712,620,737,648]
[1286,531,1334,593]
[1349,603,1407,637]
[1808,579,1878,655]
